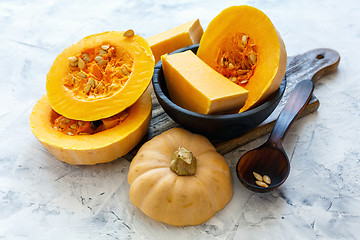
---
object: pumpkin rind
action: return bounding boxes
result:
[128,128,233,226]
[46,31,154,121]
[197,5,287,112]
[29,91,152,165]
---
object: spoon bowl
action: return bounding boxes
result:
[236,80,314,193]
[236,143,290,193]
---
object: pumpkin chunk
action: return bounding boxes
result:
[161,50,249,114]
[147,19,203,64]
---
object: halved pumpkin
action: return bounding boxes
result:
[46,31,154,121]
[29,91,152,165]
[197,5,287,112]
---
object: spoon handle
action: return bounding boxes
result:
[268,80,314,148]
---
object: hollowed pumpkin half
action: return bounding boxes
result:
[46,31,154,121]
[29,91,152,165]
[197,5,287,112]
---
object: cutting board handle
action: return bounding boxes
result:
[286,48,340,83]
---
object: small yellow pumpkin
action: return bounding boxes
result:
[46,31,154,121]
[128,128,233,226]
[197,5,287,112]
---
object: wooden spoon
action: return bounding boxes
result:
[236,80,314,193]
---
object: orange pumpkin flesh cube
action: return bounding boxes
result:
[161,50,249,115]
[147,19,203,64]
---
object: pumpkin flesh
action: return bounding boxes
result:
[47,31,154,121]
[161,50,249,114]
[197,5,287,112]
[30,91,152,165]
[147,19,203,64]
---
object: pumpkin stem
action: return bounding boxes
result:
[170,147,196,176]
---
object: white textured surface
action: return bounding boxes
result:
[1,0,360,239]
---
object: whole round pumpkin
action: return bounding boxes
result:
[127,128,233,226]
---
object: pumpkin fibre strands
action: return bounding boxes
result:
[64,45,134,100]
[215,33,257,86]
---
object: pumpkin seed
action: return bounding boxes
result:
[78,72,86,78]
[78,121,85,127]
[70,61,78,67]
[68,56,77,63]
[67,131,74,136]
[250,53,257,64]
[253,172,263,181]
[99,50,107,56]
[101,44,110,50]
[229,77,237,83]
[78,58,85,70]
[69,123,77,130]
[82,53,90,62]
[98,59,108,66]
[95,55,103,63]
[122,66,129,76]
[255,181,268,188]
[88,78,95,88]
[242,35,248,45]
[228,63,235,70]
[60,117,71,124]
[84,84,91,94]
[123,29,134,37]
[263,175,271,185]
[240,80,248,84]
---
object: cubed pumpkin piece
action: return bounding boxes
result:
[161,50,249,114]
[147,19,203,64]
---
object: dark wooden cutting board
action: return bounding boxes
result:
[125,48,340,160]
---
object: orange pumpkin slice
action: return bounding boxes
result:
[46,31,154,121]
[197,6,287,112]
[29,91,152,165]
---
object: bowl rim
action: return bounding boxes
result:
[152,44,286,120]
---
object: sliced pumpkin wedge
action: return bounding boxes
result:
[46,31,154,121]
[29,91,152,165]
[197,5,287,112]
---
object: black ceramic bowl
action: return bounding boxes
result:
[152,44,286,140]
